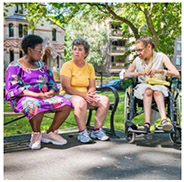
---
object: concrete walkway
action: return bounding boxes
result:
[4,129,181,180]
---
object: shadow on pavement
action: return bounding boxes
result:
[4,130,181,153]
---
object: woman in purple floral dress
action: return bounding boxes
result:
[5,34,72,150]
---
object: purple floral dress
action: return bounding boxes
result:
[5,60,72,120]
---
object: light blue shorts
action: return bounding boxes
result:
[62,94,74,100]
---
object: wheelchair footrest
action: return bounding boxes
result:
[127,127,148,134]
[154,128,173,134]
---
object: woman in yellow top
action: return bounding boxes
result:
[60,38,110,143]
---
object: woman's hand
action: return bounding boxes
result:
[44,90,55,98]
[148,69,158,76]
[85,91,99,105]
[136,71,147,77]
[37,92,47,100]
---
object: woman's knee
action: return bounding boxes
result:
[52,105,72,113]
[144,89,153,97]
[98,95,110,107]
[71,97,87,110]
[153,90,163,98]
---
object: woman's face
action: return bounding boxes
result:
[72,45,88,61]
[28,43,43,61]
[135,42,151,60]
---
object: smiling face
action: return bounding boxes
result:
[72,45,88,62]
[135,42,152,60]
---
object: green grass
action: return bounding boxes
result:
[4,91,181,136]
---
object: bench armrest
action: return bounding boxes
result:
[96,86,119,112]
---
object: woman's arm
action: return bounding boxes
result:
[87,78,96,93]
[162,54,180,77]
[61,76,87,99]
[61,76,96,103]
[18,90,47,99]
[124,60,146,78]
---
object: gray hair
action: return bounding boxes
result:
[136,37,155,49]
[72,38,90,54]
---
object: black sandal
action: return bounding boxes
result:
[143,122,150,133]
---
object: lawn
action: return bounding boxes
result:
[4,91,146,136]
[5,89,181,136]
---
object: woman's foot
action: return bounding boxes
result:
[42,130,67,145]
[137,123,150,133]
[144,122,151,133]
[160,119,173,131]
[29,132,42,150]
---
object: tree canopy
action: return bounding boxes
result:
[48,2,181,55]
[4,2,182,63]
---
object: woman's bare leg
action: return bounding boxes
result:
[143,88,153,124]
[70,96,87,131]
[29,112,44,132]
[48,105,72,132]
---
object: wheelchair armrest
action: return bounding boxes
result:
[166,76,181,90]
[96,86,119,112]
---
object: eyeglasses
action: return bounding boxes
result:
[135,46,146,53]
[33,48,43,54]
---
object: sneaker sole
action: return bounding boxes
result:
[91,135,110,141]
[77,138,93,144]
[29,145,41,150]
[41,138,67,145]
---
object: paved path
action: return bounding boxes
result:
[4,129,181,180]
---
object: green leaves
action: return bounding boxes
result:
[4,2,181,62]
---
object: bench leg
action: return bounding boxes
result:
[86,109,93,127]
[110,111,119,138]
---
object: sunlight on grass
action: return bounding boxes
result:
[4,91,182,136]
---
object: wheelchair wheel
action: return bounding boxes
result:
[174,94,181,125]
[124,87,132,122]
[126,132,136,144]
[169,127,181,145]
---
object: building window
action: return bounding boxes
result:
[19,50,23,58]
[52,29,56,41]
[176,42,181,52]
[19,24,23,37]
[57,56,60,68]
[10,50,14,62]
[19,4,23,14]
[24,25,28,36]
[112,40,125,46]
[9,23,14,37]
[15,5,19,13]
[15,4,23,14]
[176,56,181,66]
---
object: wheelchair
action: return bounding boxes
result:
[124,76,181,145]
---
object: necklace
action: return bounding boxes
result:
[142,52,155,71]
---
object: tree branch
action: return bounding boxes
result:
[143,3,158,46]
[104,3,139,39]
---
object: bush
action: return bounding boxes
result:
[121,79,132,91]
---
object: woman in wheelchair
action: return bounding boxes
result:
[124,36,180,133]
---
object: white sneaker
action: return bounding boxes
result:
[91,128,110,141]
[41,130,67,145]
[29,132,42,150]
[77,129,92,143]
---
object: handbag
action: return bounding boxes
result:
[146,77,170,86]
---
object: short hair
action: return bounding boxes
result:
[72,38,90,54]
[136,36,155,49]
[21,34,43,54]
